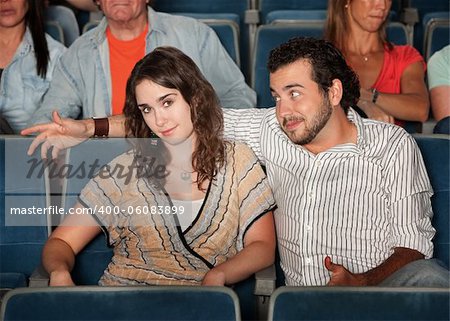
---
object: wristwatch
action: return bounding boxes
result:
[371,88,380,104]
[92,117,109,138]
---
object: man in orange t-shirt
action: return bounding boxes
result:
[32,0,256,125]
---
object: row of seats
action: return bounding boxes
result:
[44,8,447,114]
[44,3,450,74]
[1,285,449,320]
[0,134,449,319]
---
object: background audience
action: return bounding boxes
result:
[30,0,255,126]
[427,45,450,134]
[0,0,65,133]
[325,0,430,127]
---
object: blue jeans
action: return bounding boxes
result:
[379,259,450,287]
[433,116,450,134]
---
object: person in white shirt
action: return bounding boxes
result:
[23,37,449,287]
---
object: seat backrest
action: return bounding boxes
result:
[82,20,101,34]
[45,5,80,46]
[269,286,450,321]
[44,20,65,44]
[208,21,241,66]
[252,24,324,107]
[413,134,450,267]
[1,286,241,321]
[152,0,252,77]
[59,138,131,285]
[259,0,328,24]
[409,1,450,53]
[266,10,327,25]
[387,21,410,45]
[422,12,450,60]
[175,13,241,66]
[0,137,50,288]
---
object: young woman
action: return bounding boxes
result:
[0,0,65,133]
[42,46,276,287]
[325,0,429,127]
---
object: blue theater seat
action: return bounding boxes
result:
[175,13,241,66]
[44,21,65,45]
[413,134,450,267]
[265,10,398,25]
[265,10,327,25]
[409,0,450,54]
[59,138,131,285]
[423,12,450,60]
[45,5,80,47]
[269,286,450,321]
[387,21,409,45]
[258,0,328,24]
[0,137,50,292]
[1,286,241,321]
[152,0,252,77]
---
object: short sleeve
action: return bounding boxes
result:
[397,45,426,71]
[233,143,276,249]
[427,45,450,89]
[385,133,435,258]
[223,108,269,164]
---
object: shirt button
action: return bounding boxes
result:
[305,258,312,265]
[306,225,312,232]
[316,161,322,167]
[308,192,314,198]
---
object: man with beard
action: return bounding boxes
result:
[22,37,449,287]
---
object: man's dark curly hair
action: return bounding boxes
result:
[267,37,360,113]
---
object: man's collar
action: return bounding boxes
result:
[147,7,166,36]
[347,107,368,152]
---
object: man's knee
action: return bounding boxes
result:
[380,259,450,287]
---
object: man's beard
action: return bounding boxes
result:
[282,98,333,145]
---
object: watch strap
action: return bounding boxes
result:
[371,88,379,104]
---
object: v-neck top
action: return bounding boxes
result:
[171,198,204,232]
[79,141,276,286]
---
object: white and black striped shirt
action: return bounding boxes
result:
[223,108,434,286]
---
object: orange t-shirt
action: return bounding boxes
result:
[106,25,147,115]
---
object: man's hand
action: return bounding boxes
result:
[324,256,367,286]
[21,111,94,159]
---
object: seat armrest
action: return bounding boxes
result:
[254,264,276,296]
[29,265,49,287]
[254,264,277,320]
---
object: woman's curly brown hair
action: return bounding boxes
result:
[123,46,226,190]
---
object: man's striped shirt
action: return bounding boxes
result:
[223,108,434,286]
